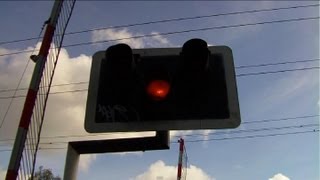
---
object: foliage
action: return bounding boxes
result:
[29,166,61,180]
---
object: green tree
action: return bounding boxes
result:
[29,166,61,180]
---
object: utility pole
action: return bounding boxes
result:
[177,138,184,180]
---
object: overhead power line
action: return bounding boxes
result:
[62,16,320,48]
[0,65,319,99]
[242,114,320,124]
[0,49,35,57]
[0,3,318,46]
[0,21,48,130]
[25,123,320,145]
[179,123,319,138]
[0,89,88,99]
[181,129,319,143]
[0,114,318,143]
[0,127,318,147]
[0,16,319,57]
[0,58,318,94]
[0,129,318,152]
[235,58,320,69]
[0,81,88,93]
[236,66,320,77]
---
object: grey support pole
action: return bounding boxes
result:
[63,131,169,179]
[63,143,80,180]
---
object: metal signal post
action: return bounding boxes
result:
[177,138,185,180]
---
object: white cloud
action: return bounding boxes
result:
[241,65,319,117]
[149,32,170,45]
[201,130,214,147]
[202,130,214,141]
[170,130,215,148]
[92,28,144,48]
[0,47,35,89]
[0,34,173,173]
[170,130,194,138]
[0,28,214,174]
[0,45,131,172]
[79,154,96,173]
[263,69,318,106]
[204,1,277,44]
[112,151,144,156]
[91,28,172,48]
[131,160,215,180]
[0,46,38,140]
[233,164,244,170]
[0,168,6,180]
[269,173,290,180]
[0,44,160,138]
[171,130,214,139]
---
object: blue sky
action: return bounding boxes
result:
[0,1,319,180]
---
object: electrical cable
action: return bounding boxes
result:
[0,21,48,130]
[33,123,320,145]
[62,16,320,49]
[236,66,320,77]
[0,120,318,144]
[0,16,319,57]
[175,123,319,138]
[0,129,318,152]
[0,81,88,93]
[179,129,319,143]
[235,58,320,69]
[0,65,319,100]
[0,3,318,46]
[1,57,319,94]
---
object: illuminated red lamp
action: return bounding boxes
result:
[146,80,171,101]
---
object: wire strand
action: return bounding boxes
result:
[235,58,320,69]
[62,16,320,48]
[0,116,318,143]
[236,66,320,77]
[0,65,319,100]
[180,129,319,143]
[1,57,319,94]
[0,3,318,46]
[0,129,318,152]
[0,16,319,57]
[0,20,47,130]
[176,123,319,138]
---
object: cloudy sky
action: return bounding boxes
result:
[0,1,319,180]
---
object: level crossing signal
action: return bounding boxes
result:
[85,39,241,133]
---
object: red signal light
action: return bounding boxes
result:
[146,80,170,101]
